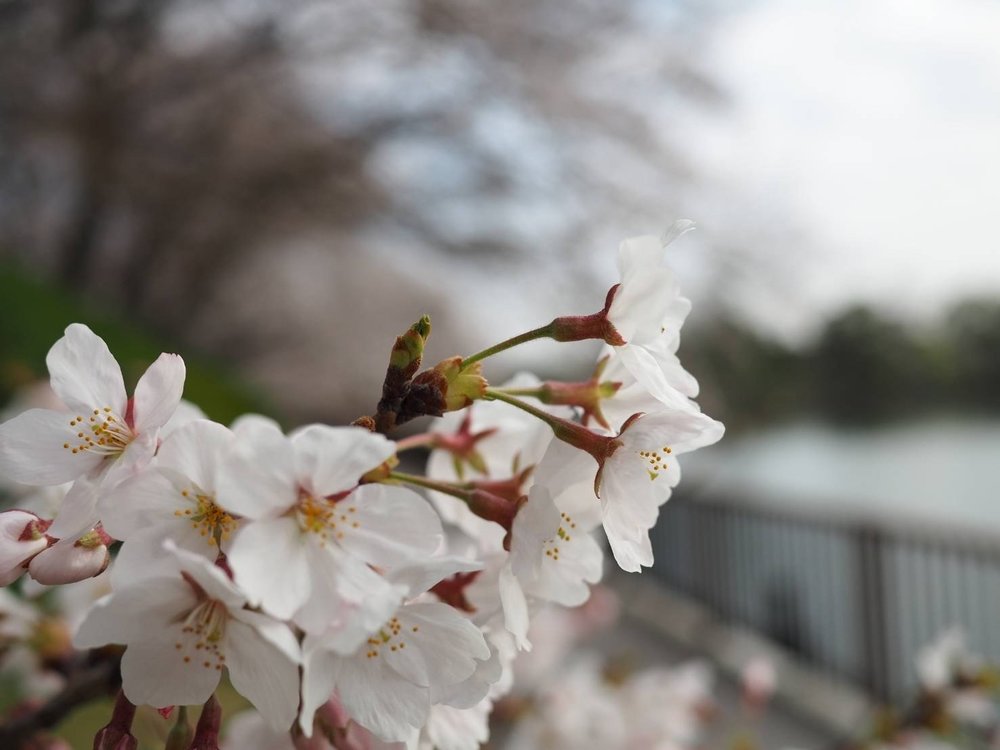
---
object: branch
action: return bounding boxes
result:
[0,654,120,749]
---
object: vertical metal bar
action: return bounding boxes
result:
[856,526,890,702]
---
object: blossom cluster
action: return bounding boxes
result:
[0,225,723,748]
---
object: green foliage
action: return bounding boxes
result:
[0,263,270,423]
[682,299,1000,430]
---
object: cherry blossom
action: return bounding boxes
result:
[0,324,186,537]
[74,541,300,730]
[300,600,493,743]
[0,219,730,748]
[499,484,603,649]
[598,409,723,572]
[600,223,703,416]
[99,419,238,578]
[216,419,443,637]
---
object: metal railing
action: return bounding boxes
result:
[650,490,1000,705]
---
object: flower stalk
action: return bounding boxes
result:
[483,389,615,465]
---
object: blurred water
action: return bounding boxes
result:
[682,417,1000,533]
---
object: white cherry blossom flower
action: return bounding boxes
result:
[535,409,723,573]
[602,223,702,414]
[100,419,238,579]
[606,223,694,348]
[74,541,300,730]
[300,600,492,743]
[499,484,603,649]
[598,409,723,572]
[216,420,443,637]
[0,324,186,538]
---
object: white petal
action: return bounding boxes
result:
[529,531,603,607]
[99,432,157,490]
[232,608,300,665]
[533,439,597,507]
[335,485,442,569]
[228,518,310,620]
[48,478,101,539]
[225,617,300,731]
[387,556,483,599]
[155,420,234,493]
[602,495,656,573]
[660,219,696,246]
[160,400,208,438]
[509,486,560,584]
[0,510,48,572]
[216,422,297,519]
[120,621,221,709]
[622,409,725,455]
[170,542,246,610]
[73,577,194,648]
[28,538,108,585]
[291,425,395,496]
[385,603,489,689]
[98,470,181,541]
[431,642,502,710]
[294,543,403,641]
[112,526,215,585]
[46,324,126,417]
[299,648,339,736]
[230,413,283,437]
[498,565,530,650]
[132,353,186,433]
[615,234,666,276]
[422,702,492,750]
[337,656,430,742]
[617,345,695,413]
[0,409,103,485]
[606,267,675,345]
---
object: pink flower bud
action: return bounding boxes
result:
[190,694,222,750]
[28,526,110,585]
[0,510,52,585]
[93,691,138,750]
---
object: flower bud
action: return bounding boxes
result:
[388,315,432,378]
[164,706,193,750]
[190,694,222,750]
[0,511,52,586]
[28,526,111,585]
[93,691,138,750]
[430,357,488,412]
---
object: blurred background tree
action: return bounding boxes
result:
[0,0,735,424]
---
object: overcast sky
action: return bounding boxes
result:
[677,0,1000,337]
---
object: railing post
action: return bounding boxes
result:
[856,526,891,703]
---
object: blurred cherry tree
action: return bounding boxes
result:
[0,0,726,421]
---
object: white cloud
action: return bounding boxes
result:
[683,0,1000,333]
